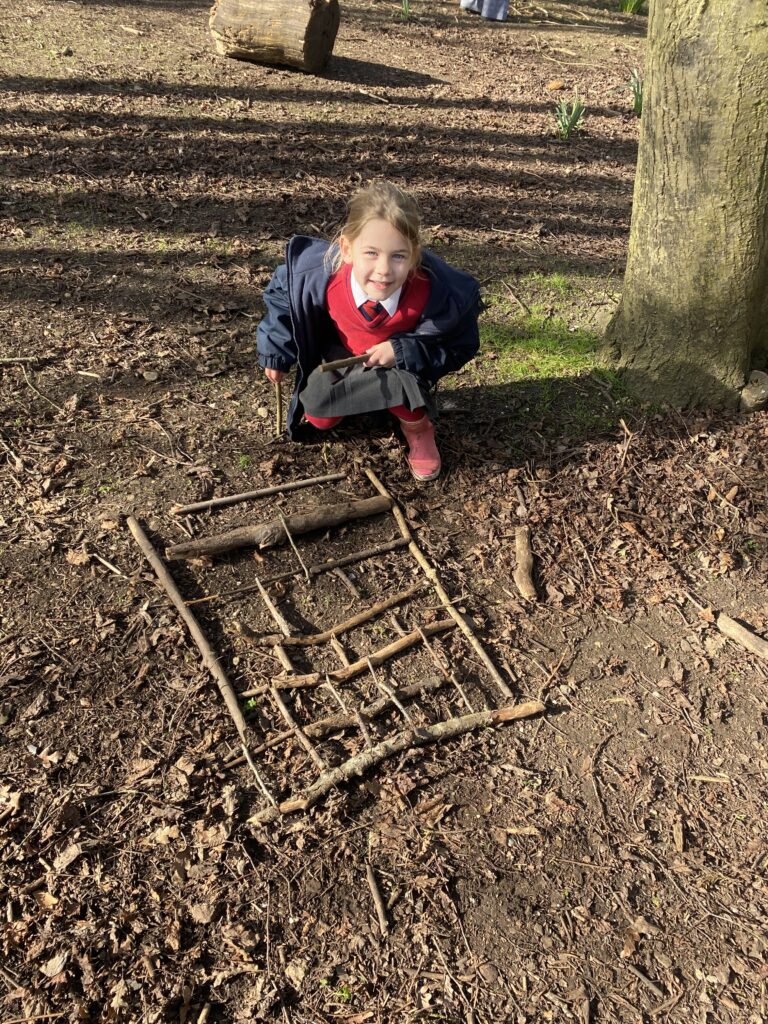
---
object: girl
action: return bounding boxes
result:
[257,182,481,481]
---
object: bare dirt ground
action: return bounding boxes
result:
[2,1,767,1022]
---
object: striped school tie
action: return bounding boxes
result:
[359,299,388,326]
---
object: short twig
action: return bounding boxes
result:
[278,512,311,583]
[366,862,389,936]
[502,280,532,315]
[624,962,665,999]
[368,659,415,725]
[242,744,277,806]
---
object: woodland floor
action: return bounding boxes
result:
[2,1,768,1023]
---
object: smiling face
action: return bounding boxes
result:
[340,218,417,301]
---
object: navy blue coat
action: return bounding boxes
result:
[257,235,481,436]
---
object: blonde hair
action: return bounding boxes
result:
[329,181,422,273]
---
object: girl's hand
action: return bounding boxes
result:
[364,341,396,369]
[265,368,285,384]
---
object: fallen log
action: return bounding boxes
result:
[209,0,340,73]
[165,495,391,561]
[249,700,545,824]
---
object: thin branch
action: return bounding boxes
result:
[274,380,283,438]
[251,582,426,647]
[241,619,455,695]
[249,700,545,824]
[278,511,311,582]
[364,469,513,699]
[270,688,325,770]
[127,516,249,744]
[366,863,389,936]
[171,472,346,515]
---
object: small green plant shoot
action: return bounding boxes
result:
[554,93,586,140]
[629,68,643,116]
[400,0,413,21]
[619,0,645,12]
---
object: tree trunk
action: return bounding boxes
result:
[209,0,340,74]
[604,0,768,408]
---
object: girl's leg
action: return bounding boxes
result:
[304,413,344,429]
[389,405,441,481]
[388,404,424,423]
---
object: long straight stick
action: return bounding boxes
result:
[240,618,455,695]
[261,537,410,585]
[249,700,545,824]
[171,472,346,516]
[225,675,449,769]
[364,469,513,699]
[126,516,249,743]
[274,380,283,437]
[251,582,426,647]
[186,538,410,606]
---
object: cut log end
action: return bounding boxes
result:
[210,0,340,73]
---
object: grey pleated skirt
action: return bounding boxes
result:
[300,341,437,421]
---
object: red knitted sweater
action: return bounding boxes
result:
[325,264,431,355]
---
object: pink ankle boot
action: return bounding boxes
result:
[398,416,441,481]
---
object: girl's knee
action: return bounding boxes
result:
[389,404,425,423]
[305,414,344,430]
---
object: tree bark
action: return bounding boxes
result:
[209,0,340,74]
[604,1,768,407]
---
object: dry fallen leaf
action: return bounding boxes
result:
[152,824,180,846]
[284,959,307,988]
[672,818,686,853]
[620,928,640,958]
[65,548,90,566]
[189,902,217,924]
[33,890,59,909]
[41,951,69,977]
[54,842,83,872]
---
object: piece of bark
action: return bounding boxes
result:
[250,582,426,647]
[209,0,340,73]
[513,525,538,602]
[165,495,391,560]
[249,700,545,824]
[241,618,455,695]
[365,469,514,700]
[717,613,768,661]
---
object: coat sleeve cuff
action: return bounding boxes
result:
[259,354,291,371]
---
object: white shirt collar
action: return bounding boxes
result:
[350,272,402,317]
